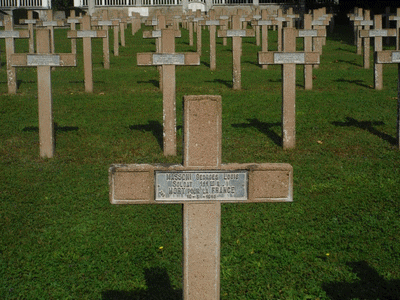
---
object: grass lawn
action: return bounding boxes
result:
[0,20,400,299]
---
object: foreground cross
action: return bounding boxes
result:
[10,29,76,158]
[258,28,320,149]
[375,50,400,149]
[109,95,293,299]
[137,29,200,156]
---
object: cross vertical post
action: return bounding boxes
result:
[137,29,200,156]
[258,28,320,149]
[10,29,76,157]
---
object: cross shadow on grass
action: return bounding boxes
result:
[335,59,362,68]
[332,117,397,145]
[334,78,371,89]
[129,120,163,150]
[322,261,400,300]
[102,267,182,300]
[231,118,281,147]
[137,79,159,88]
[209,78,232,89]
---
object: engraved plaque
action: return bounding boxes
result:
[152,30,161,38]
[77,31,97,38]
[220,16,229,20]
[24,20,37,24]
[369,30,387,37]
[253,15,261,20]
[275,17,286,22]
[0,31,20,38]
[274,53,305,64]
[206,20,220,26]
[299,30,318,37]
[360,20,373,26]
[27,55,60,66]
[353,16,363,21]
[98,21,113,26]
[42,21,58,26]
[153,54,185,65]
[258,20,272,26]
[155,170,248,201]
[67,19,80,24]
[312,20,324,26]
[392,52,400,63]
[226,29,246,37]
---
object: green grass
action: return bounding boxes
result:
[1,23,400,299]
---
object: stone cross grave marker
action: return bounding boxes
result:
[67,10,81,55]
[349,7,364,55]
[389,8,400,50]
[109,94,293,300]
[375,50,400,149]
[218,15,255,90]
[21,10,37,53]
[258,27,320,149]
[302,14,326,90]
[37,10,64,54]
[354,10,373,69]
[10,29,76,158]
[199,9,220,70]
[193,10,204,55]
[67,15,107,93]
[360,15,397,90]
[273,9,290,52]
[142,15,181,91]
[1,16,29,94]
[251,10,278,70]
[137,29,200,156]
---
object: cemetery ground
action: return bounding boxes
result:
[1,22,400,299]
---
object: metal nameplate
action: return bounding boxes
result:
[299,29,318,37]
[359,20,373,26]
[0,31,20,38]
[253,15,261,19]
[311,20,324,26]
[152,54,185,65]
[98,21,113,26]
[27,55,60,66]
[226,29,246,37]
[219,16,229,20]
[206,20,220,26]
[258,20,273,26]
[274,53,305,64]
[275,17,286,22]
[392,52,400,63]
[67,19,80,23]
[369,30,387,37]
[155,170,248,201]
[77,31,97,38]
[42,21,58,26]
[152,30,161,38]
[24,20,37,24]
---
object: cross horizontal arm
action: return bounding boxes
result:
[258,52,320,65]
[109,163,293,204]
[11,53,76,67]
[360,29,397,37]
[143,30,181,38]
[67,30,107,38]
[137,52,200,66]
[0,30,29,38]
[298,29,326,37]
[375,50,400,63]
[217,29,255,38]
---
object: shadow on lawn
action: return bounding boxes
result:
[102,267,182,300]
[332,117,397,146]
[129,120,163,150]
[334,78,371,89]
[232,118,281,147]
[322,261,400,300]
